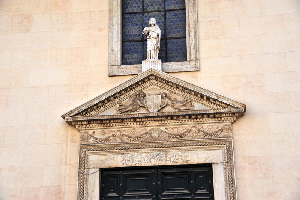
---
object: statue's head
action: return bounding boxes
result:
[149,18,156,26]
[161,92,167,97]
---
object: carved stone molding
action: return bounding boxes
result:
[62,69,245,123]
[114,90,197,114]
[62,69,245,200]
[80,124,232,145]
[73,121,237,200]
[78,139,235,200]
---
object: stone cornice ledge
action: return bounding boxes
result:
[64,109,244,126]
[62,69,246,120]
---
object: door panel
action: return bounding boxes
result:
[194,169,214,198]
[123,169,155,199]
[100,164,214,200]
[101,173,120,198]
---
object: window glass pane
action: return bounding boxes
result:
[122,0,187,65]
[143,40,147,60]
[122,42,144,65]
[123,0,143,13]
[159,39,167,62]
[167,38,186,62]
[165,0,185,10]
[166,10,186,38]
[144,12,165,37]
[122,14,143,41]
[144,0,164,12]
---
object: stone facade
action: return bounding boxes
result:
[0,0,300,200]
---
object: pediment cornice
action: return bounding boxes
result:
[62,69,245,125]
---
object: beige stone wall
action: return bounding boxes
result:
[0,0,299,199]
[195,0,300,199]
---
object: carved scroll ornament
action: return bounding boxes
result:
[81,124,232,144]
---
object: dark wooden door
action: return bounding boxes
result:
[100,164,214,200]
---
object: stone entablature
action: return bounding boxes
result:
[80,124,232,145]
[62,69,245,200]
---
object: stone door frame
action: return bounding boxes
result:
[61,69,245,200]
[77,136,236,200]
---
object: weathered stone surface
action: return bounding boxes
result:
[1,0,300,200]
[62,69,245,121]
[63,69,245,200]
[87,148,224,169]
[142,59,162,72]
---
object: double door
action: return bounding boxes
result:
[100,164,214,200]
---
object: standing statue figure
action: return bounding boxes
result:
[142,18,161,60]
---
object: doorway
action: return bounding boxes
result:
[100,164,214,200]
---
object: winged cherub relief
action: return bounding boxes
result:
[117,91,150,114]
[158,92,194,112]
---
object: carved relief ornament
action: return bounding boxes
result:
[62,69,245,123]
[62,69,246,200]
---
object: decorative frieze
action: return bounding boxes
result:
[81,124,232,145]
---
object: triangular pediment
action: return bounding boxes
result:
[62,69,245,122]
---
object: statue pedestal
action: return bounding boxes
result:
[142,59,162,72]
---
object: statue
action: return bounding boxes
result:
[142,18,161,60]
